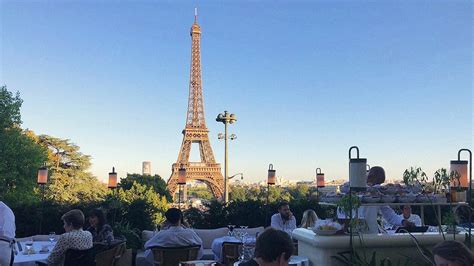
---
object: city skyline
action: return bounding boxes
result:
[1,2,472,184]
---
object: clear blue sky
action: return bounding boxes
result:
[1,1,472,184]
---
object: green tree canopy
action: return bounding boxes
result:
[119,173,171,201]
[0,86,47,203]
[35,134,107,203]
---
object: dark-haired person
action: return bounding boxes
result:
[47,209,93,266]
[254,228,293,266]
[144,208,203,263]
[432,240,474,266]
[271,202,297,234]
[87,208,114,244]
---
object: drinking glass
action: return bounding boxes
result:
[227,224,235,237]
[25,238,33,255]
[49,232,56,244]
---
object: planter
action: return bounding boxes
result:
[450,191,467,202]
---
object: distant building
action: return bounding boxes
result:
[142,161,151,175]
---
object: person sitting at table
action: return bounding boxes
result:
[252,228,294,266]
[300,209,318,229]
[0,200,15,266]
[398,205,421,226]
[454,205,474,229]
[144,208,203,264]
[337,166,415,233]
[47,209,93,266]
[432,240,474,266]
[86,208,114,244]
[271,201,297,234]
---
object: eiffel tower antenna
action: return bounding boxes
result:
[167,11,224,202]
[194,7,198,23]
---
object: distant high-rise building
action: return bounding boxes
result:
[142,161,151,175]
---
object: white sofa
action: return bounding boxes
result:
[135,227,264,266]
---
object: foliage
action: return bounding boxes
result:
[432,168,450,194]
[337,194,362,218]
[403,167,428,187]
[112,222,142,250]
[119,173,171,201]
[332,250,414,266]
[0,86,48,203]
[188,187,213,201]
[35,134,107,203]
[115,182,168,227]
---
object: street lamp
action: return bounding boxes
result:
[267,164,276,205]
[216,110,237,203]
[178,164,187,210]
[37,163,48,234]
[316,168,325,198]
[229,173,243,180]
[451,148,472,248]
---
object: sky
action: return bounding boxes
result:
[1,1,472,185]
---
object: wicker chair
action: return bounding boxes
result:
[95,242,127,266]
[150,245,201,266]
[222,242,242,266]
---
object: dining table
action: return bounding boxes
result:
[211,235,256,263]
[13,241,55,266]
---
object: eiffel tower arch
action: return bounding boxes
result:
[167,12,224,200]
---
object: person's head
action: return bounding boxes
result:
[402,205,412,219]
[255,228,294,266]
[300,209,318,228]
[165,208,182,226]
[432,240,474,266]
[277,201,291,220]
[88,208,106,229]
[454,205,472,225]
[367,166,385,186]
[62,209,85,232]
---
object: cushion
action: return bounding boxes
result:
[193,228,228,249]
[245,227,265,238]
[135,250,152,266]
[201,248,215,260]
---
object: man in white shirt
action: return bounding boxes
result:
[0,201,16,266]
[398,205,422,226]
[144,208,203,264]
[337,167,415,233]
[270,201,297,234]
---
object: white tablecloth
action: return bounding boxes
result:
[211,236,256,263]
[233,256,309,266]
[14,241,55,266]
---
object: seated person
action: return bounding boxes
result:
[144,208,203,263]
[398,205,421,226]
[47,209,93,266]
[86,208,114,244]
[300,209,318,229]
[0,201,15,266]
[432,240,474,266]
[250,228,293,266]
[454,205,474,228]
[271,201,297,234]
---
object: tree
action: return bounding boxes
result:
[0,86,47,203]
[35,134,107,203]
[229,185,247,201]
[119,173,171,201]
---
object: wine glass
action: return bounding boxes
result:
[227,224,235,237]
[49,232,56,244]
[25,238,33,255]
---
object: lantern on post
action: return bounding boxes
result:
[108,167,117,189]
[316,168,325,188]
[349,146,367,190]
[267,164,276,205]
[450,160,468,189]
[37,163,48,234]
[178,164,186,210]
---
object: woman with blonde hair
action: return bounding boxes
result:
[300,209,318,228]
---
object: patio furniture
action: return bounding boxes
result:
[222,242,241,266]
[95,242,130,266]
[150,245,201,266]
[180,260,217,266]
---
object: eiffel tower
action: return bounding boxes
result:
[167,11,224,200]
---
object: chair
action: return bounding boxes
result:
[64,248,95,266]
[150,245,201,266]
[222,242,242,266]
[95,242,129,266]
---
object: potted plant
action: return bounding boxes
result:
[449,170,466,202]
[337,194,363,233]
[432,168,450,203]
[403,167,428,191]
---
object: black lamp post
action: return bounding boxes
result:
[37,163,48,234]
[451,148,472,248]
[316,168,325,197]
[178,164,187,210]
[267,164,276,205]
[348,146,367,257]
[108,167,118,226]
